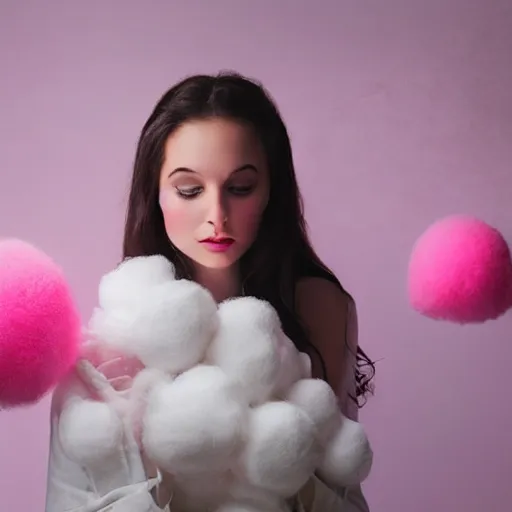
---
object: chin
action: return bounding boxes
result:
[196,255,239,270]
[185,247,243,271]
[174,241,250,272]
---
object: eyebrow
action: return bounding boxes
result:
[168,164,258,178]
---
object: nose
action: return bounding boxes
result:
[206,191,228,232]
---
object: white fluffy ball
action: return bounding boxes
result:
[143,365,246,474]
[58,399,123,465]
[272,334,308,398]
[207,297,281,405]
[172,470,233,512]
[240,401,321,496]
[285,378,341,442]
[299,352,312,378]
[98,255,176,311]
[318,416,374,487]
[90,279,218,373]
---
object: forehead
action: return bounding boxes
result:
[163,118,266,176]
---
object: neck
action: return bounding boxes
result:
[192,264,241,303]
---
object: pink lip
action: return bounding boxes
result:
[200,239,234,252]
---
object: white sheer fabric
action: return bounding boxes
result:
[45,361,171,511]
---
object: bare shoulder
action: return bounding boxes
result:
[296,277,351,333]
[296,276,351,311]
[295,277,352,387]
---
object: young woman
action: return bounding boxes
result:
[45,71,375,511]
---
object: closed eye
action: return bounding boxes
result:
[175,184,255,199]
[228,185,254,196]
[175,186,202,199]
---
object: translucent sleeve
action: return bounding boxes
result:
[44,366,171,512]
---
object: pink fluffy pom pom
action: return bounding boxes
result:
[0,239,81,408]
[408,215,512,324]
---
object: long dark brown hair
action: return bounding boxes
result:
[123,71,375,407]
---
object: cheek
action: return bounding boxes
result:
[232,197,267,238]
[159,191,198,239]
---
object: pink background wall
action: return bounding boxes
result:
[1,1,511,510]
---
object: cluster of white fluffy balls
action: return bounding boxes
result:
[59,255,373,511]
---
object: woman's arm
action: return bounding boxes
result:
[295,277,351,396]
[295,277,371,512]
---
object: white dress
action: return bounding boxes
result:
[45,300,371,512]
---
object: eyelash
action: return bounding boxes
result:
[175,186,253,199]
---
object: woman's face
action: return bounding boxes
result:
[159,117,270,270]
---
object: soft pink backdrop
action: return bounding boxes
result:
[1,1,511,510]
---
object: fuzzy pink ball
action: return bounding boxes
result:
[408,215,512,324]
[0,239,81,408]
